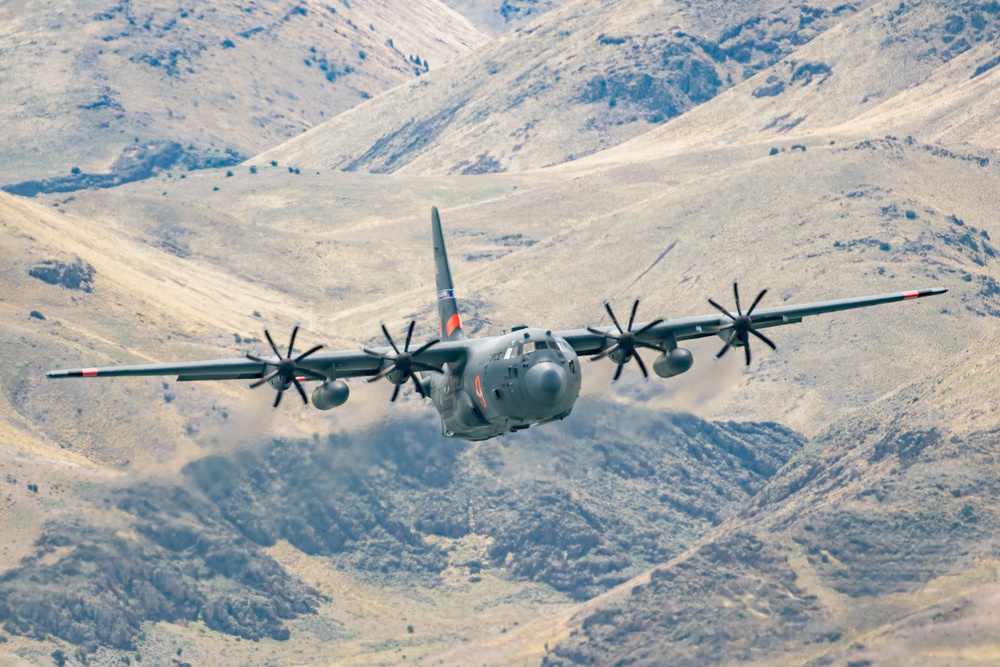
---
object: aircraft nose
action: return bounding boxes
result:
[524,361,567,407]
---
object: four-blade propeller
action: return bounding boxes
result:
[246,326,325,407]
[363,321,442,402]
[587,299,664,381]
[708,282,776,366]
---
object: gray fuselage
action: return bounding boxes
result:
[425,328,582,440]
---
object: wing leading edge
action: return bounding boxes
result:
[47,341,469,383]
[559,287,948,356]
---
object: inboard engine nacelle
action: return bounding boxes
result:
[312,380,350,410]
[652,348,694,378]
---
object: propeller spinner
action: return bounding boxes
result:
[246,326,325,407]
[588,299,664,381]
[708,282,776,365]
[363,321,442,401]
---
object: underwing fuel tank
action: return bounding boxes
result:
[312,380,350,410]
[652,348,694,378]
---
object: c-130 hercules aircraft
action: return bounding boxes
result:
[49,207,947,441]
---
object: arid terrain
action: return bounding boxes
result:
[2,0,1000,665]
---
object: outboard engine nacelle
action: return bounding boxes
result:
[653,348,694,378]
[312,380,350,410]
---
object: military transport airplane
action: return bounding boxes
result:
[49,207,947,441]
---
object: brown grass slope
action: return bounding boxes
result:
[581,0,1000,167]
[254,0,877,174]
[542,333,1000,666]
[0,0,486,184]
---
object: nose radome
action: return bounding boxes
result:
[524,361,567,406]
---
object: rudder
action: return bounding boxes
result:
[432,206,465,340]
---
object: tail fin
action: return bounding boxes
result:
[432,206,465,341]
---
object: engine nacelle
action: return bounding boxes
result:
[652,348,693,378]
[312,380,350,410]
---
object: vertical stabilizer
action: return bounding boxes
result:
[432,206,465,340]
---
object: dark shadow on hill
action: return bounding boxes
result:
[0,399,804,656]
[2,141,244,197]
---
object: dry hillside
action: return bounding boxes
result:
[1,0,1000,664]
[0,0,486,184]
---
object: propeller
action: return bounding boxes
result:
[707,281,776,366]
[362,321,442,402]
[246,326,325,407]
[587,299,664,381]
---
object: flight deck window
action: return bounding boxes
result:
[523,342,536,354]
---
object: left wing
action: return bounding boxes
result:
[48,339,469,382]
[559,286,947,358]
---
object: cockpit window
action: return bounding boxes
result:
[522,341,536,354]
[556,339,573,354]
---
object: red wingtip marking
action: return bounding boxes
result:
[82,368,99,377]
[445,313,462,336]
[903,290,920,299]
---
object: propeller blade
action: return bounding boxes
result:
[627,299,640,331]
[362,347,390,359]
[749,327,777,351]
[287,325,299,358]
[368,365,396,383]
[404,320,415,352]
[410,374,426,399]
[245,353,273,365]
[708,298,735,321]
[744,339,752,366]
[733,282,743,316]
[273,387,284,408]
[292,378,308,405]
[633,352,649,379]
[590,342,621,362]
[249,369,280,389]
[716,331,738,359]
[264,329,282,357]
[586,325,615,338]
[613,363,624,382]
[381,323,400,354]
[390,384,401,402]
[295,345,324,363]
[410,338,440,358]
[604,302,624,334]
[632,318,664,337]
[746,288,768,316]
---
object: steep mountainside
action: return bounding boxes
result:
[543,336,1000,666]
[255,0,877,174]
[581,0,1000,166]
[0,0,486,184]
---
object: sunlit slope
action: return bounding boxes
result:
[0,0,486,183]
[542,330,1000,666]
[254,0,876,174]
[0,189,350,469]
[580,0,1000,166]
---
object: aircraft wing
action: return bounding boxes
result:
[559,287,948,356]
[47,340,469,383]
